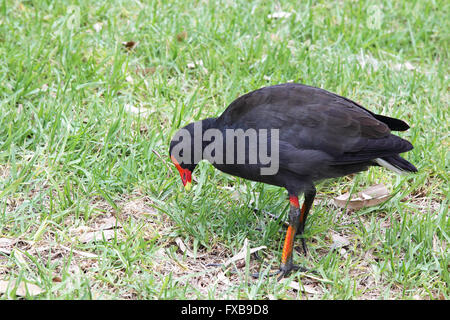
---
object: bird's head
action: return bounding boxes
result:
[170,154,195,191]
[169,118,217,190]
[168,121,203,191]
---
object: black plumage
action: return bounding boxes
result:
[169,83,417,277]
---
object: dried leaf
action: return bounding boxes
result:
[69,225,93,235]
[96,216,120,230]
[93,22,102,32]
[176,31,187,41]
[217,272,231,285]
[17,103,23,114]
[0,238,15,252]
[175,237,206,258]
[223,238,266,267]
[122,41,138,50]
[0,279,44,297]
[135,67,156,76]
[186,60,207,73]
[78,229,116,243]
[280,279,319,294]
[0,238,16,248]
[333,184,390,210]
[12,248,28,268]
[267,11,292,19]
[122,199,157,216]
[392,61,416,71]
[125,75,134,84]
[124,104,149,116]
[330,233,350,250]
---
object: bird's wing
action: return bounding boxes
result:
[216,83,412,163]
[218,83,409,131]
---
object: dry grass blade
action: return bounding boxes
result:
[58,244,99,258]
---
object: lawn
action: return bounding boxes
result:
[0,0,448,299]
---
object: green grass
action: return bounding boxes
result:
[0,0,448,299]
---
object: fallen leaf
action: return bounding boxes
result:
[223,238,266,267]
[0,238,15,254]
[392,61,416,71]
[404,62,416,70]
[78,229,116,243]
[175,237,206,259]
[122,199,157,216]
[267,11,292,19]
[333,184,390,210]
[280,279,319,294]
[0,279,44,297]
[176,31,187,41]
[122,41,138,50]
[12,248,28,268]
[186,60,207,73]
[124,104,149,116]
[0,239,14,247]
[217,272,231,285]
[69,225,94,236]
[330,232,350,250]
[96,216,120,230]
[17,103,23,114]
[135,67,156,76]
[93,22,102,32]
[58,245,99,258]
[125,75,134,84]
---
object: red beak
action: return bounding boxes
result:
[171,156,192,190]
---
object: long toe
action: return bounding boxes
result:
[277,264,310,280]
[301,238,308,256]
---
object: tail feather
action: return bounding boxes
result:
[374,155,417,175]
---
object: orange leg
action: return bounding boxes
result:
[278,188,316,278]
[279,195,301,275]
[280,225,296,267]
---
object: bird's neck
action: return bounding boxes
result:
[200,117,218,132]
[188,118,218,163]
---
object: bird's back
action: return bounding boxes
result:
[214,83,414,181]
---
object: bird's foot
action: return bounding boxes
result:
[276,263,308,280]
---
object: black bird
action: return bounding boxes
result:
[169,83,417,277]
